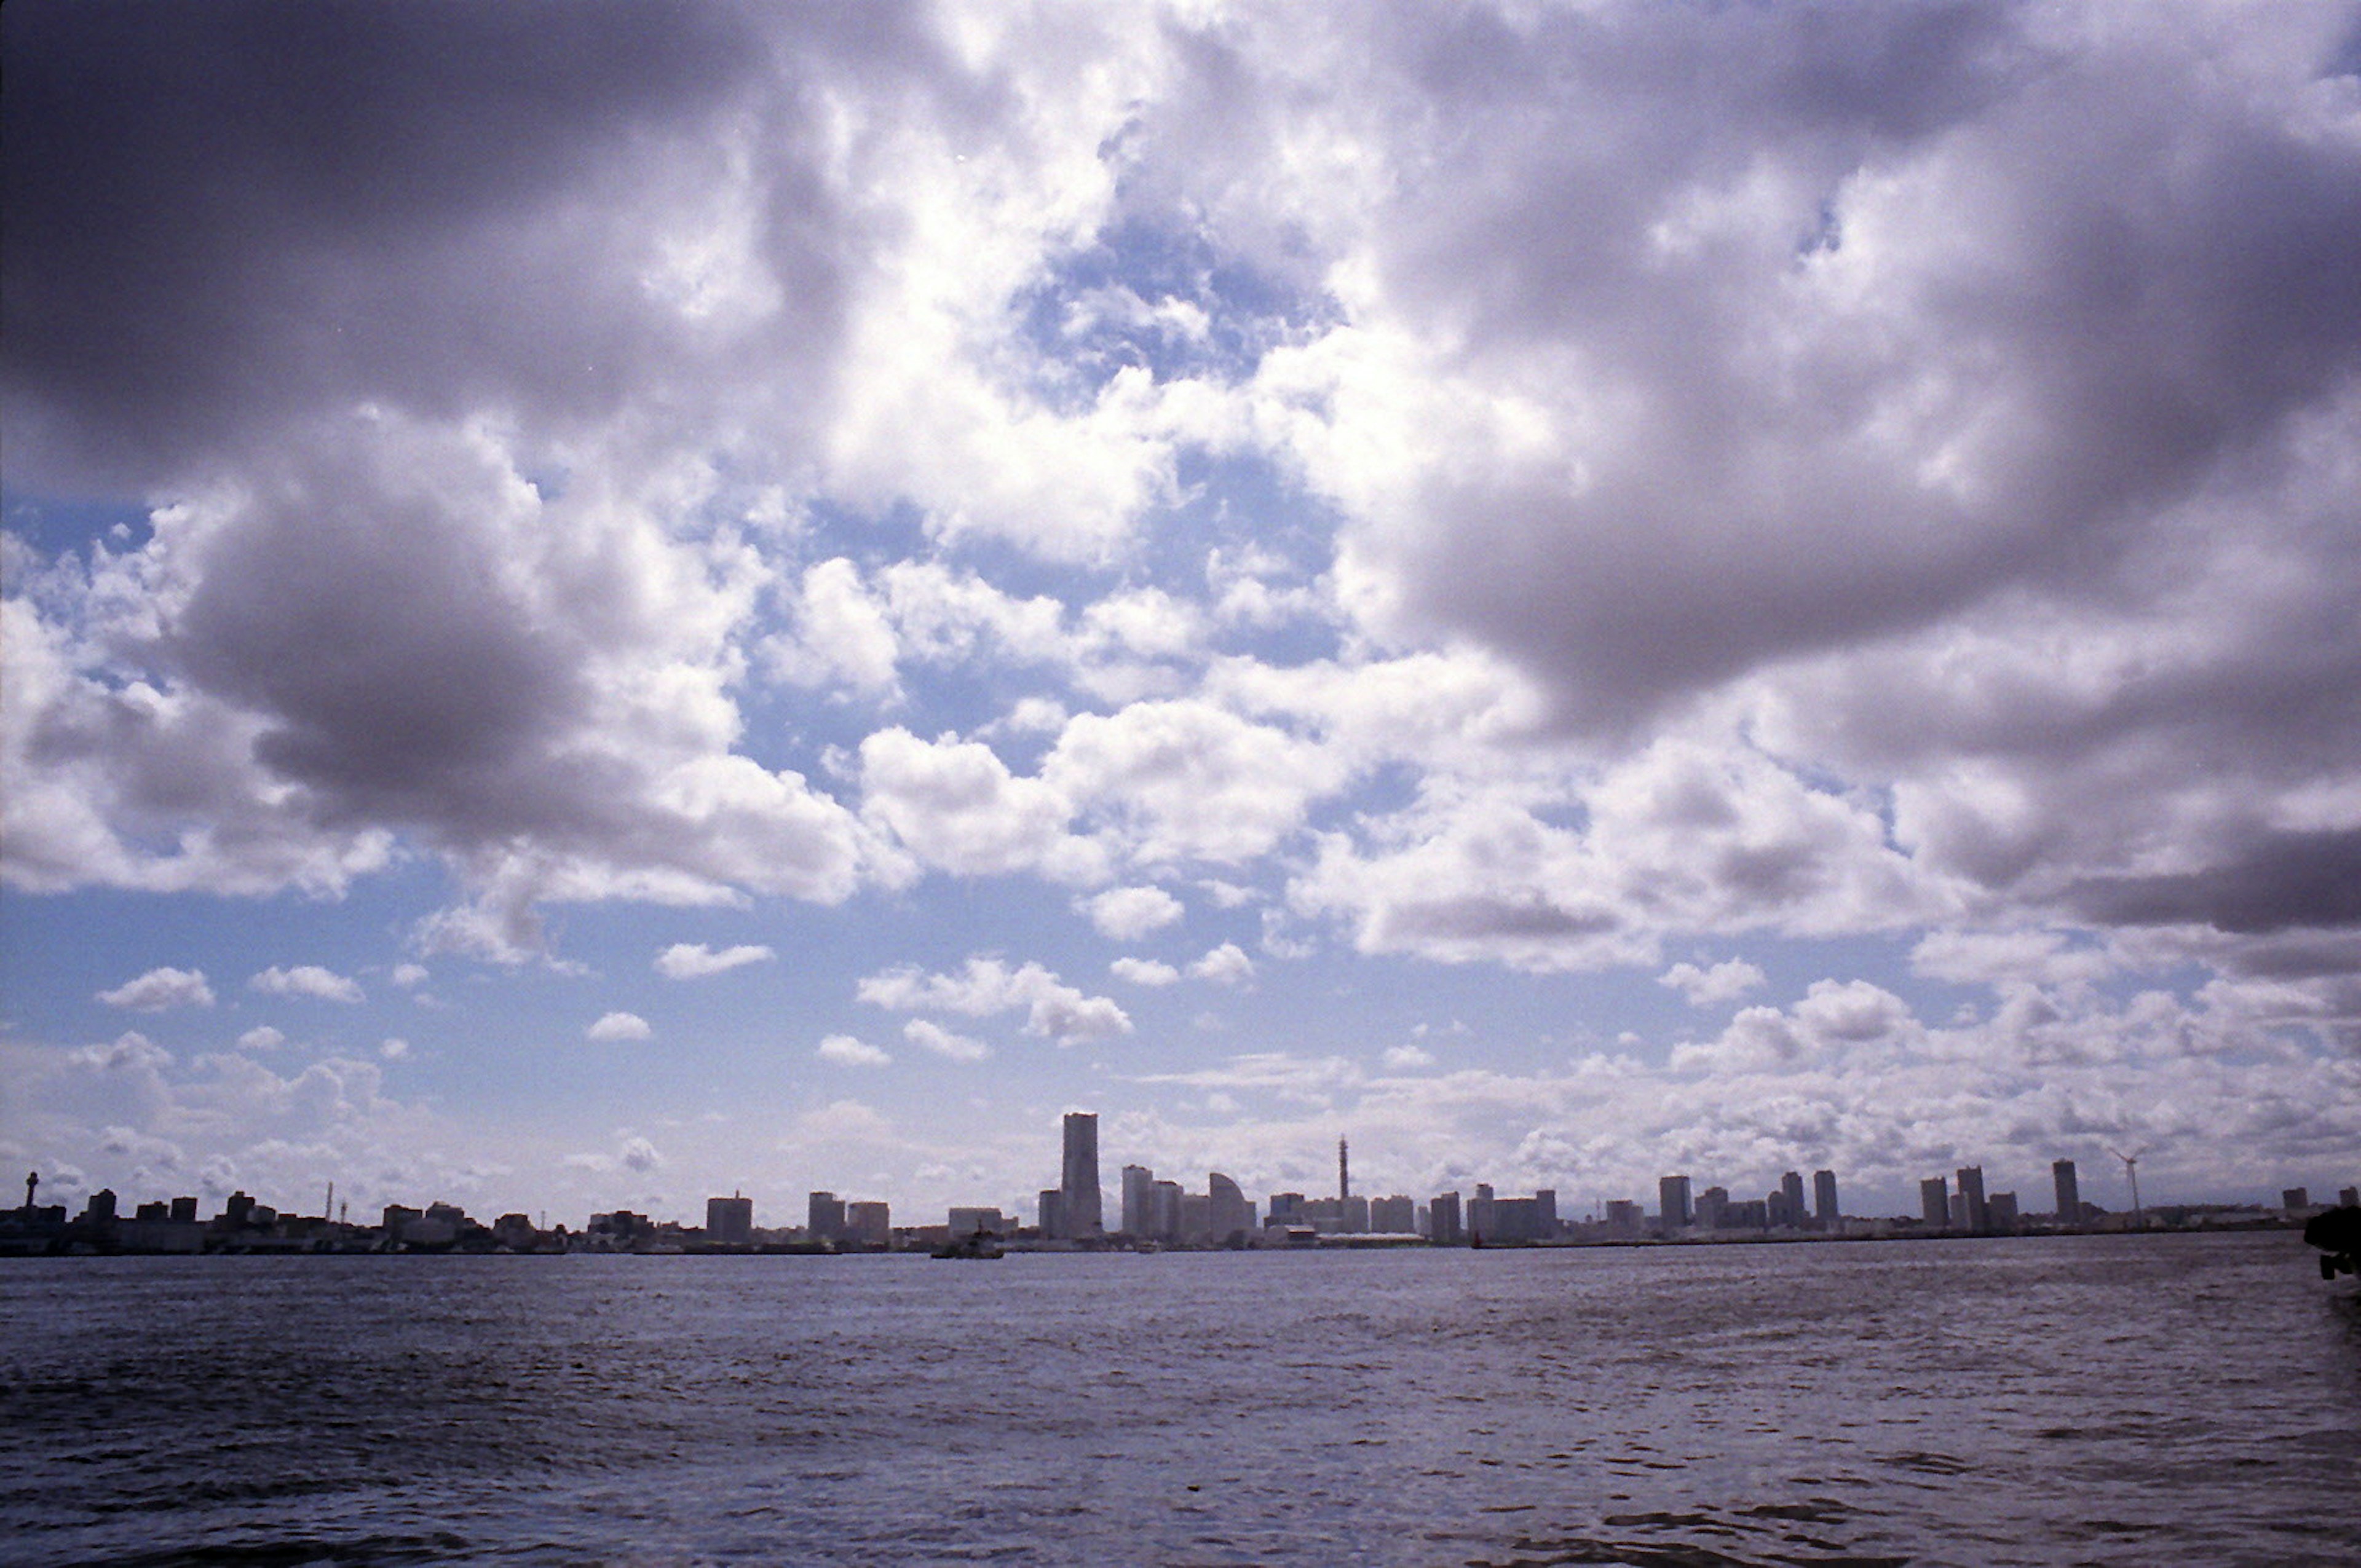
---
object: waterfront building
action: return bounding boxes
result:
[1602,1199,1639,1237]
[847,1200,892,1245]
[706,1194,754,1245]
[1767,1188,1797,1229]
[1728,1197,1768,1229]
[1659,1174,1692,1232]
[1370,1194,1416,1233]
[1695,1185,1730,1230]
[1429,1190,1464,1244]
[2284,1187,2310,1211]
[1341,1194,1369,1234]
[2052,1159,2081,1223]
[1949,1192,1969,1228]
[492,1213,539,1250]
[1920,1176,1949,1229]
[1780,1172,1806,1229]
[948,1206,1010,1237]
[1121,1164,1155,1236]
[808,1191,847,1242]
[2343,1187,2359,1209]
[1813,1170,1840,1229]
[1986,1191,2019,1234]
[1061,1113,1102,1237]
[1469,1183,1497,1242]
[1151,1179,1184,1240]
[1037,1189,1065,1237]
[170,1196,197,1224]
[1179,1192,1211,1242]
[1267,1191,1306,1226]
[1535,1189,1558,1236]
[1208,1173,1254,1242]
[1956,1166,1988,1232]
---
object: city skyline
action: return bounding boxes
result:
[6,5,2359,1228]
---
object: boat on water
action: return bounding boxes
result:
[2304,1205,2360,1281]
[931,1231,1005,1259]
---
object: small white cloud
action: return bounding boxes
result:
[1083,884,1185,940]
[250,965,365,1004]
[390,963,430,988]
[655,942,776,980]
[620,1135,662,1172]
[96,967,215,1012]
[1188,942,1256,987]
[235,1026,287,1051]
[1110,956,1180,987]
[1382,1044,1435,1070]
[818,1033,893,1068]
[379,1038,411,1060]
[1658,959,1768,1009]
[68,1031,173,1071]
[586,1011,652,1042]
[903,1018,991,1062]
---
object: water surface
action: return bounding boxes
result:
[4,1232,2355,1566]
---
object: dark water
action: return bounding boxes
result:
[2,1232,2355,1566]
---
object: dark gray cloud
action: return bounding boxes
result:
[2066,830,2361,936]
[1,0,876,484]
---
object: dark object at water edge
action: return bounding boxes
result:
[933,1232,1005,1259]
[2303,1205,2361,1280]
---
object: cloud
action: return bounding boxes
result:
[903,1019,990,1063]
[620,1136,663,1173]
[235,1026,287,1052]
[856,956,1132,1044]
[817,1033,893,1068]
[389,964,430,988]
[1083,885,1185,940]
[250,965,365,1004]
[1382,1044,1435,1071]
[858,728,1103,884]
[654,942,775,980]
[1188,942,1256,987]
[1659,960,1768,1009]
[585,1012,652,1042]
[379,1038,411,1060]
[96,967,215,1012]
[1111,957,1180,988]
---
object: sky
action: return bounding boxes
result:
[5,0,2359,1230]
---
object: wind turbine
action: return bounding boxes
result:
[2106,1146,2146,1230]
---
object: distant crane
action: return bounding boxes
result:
[2106,1146,2146,1229]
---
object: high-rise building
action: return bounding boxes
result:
[2052,1159,2081,1223]
[1208,1172,1254,1242]
[1767,1188,1796,1229]
[847,1200,891,1245]
[1659,1174,1693,1232]
[1956,1165,1988,1232]
[1534,1188,1558,1237]
[1121,1164,1155,1236]
[1779,1172,1806,1229]
[1469,1183,1497,1242]
[1602,1199,1640,1236]
[1061,1113,1102,1237]
[1341,1194,1369,1234]
[1921,1175,1949,1229]
[1429,1190,1463,1244]
[949,1206,1010,1237]
[2284,1187,2311,1212]
[1813,1169,1840,1228]
[1986,1191,2019,1233]
[1037,1189,1066,1237]
[1371,1194,1416,1232]
[1695,1185,1730,1230]
[706,1193,754,1245]
[808,1191,846,1241]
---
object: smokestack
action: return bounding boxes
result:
[1339,1137,1350,1202]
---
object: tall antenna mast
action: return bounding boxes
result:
[1338,1137,1350,1203]
[2106,1146,2146,1230]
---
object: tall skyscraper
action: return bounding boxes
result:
[1659,1174,1693,1231]
[1921,1175,1949,1229]
[1428,1190,1463,1244]
[808,1191,845,1241]
[1812,1169,1840,1229]
[2052,1159,2081,1224]
[1061,1112,1102,1236]
[1779,1171,1806,1229]
[1121,1164,1154,1236]
[1208,1172,1254,1242]
[1955,1165,1988,1232]
[706,1192,754,1245]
